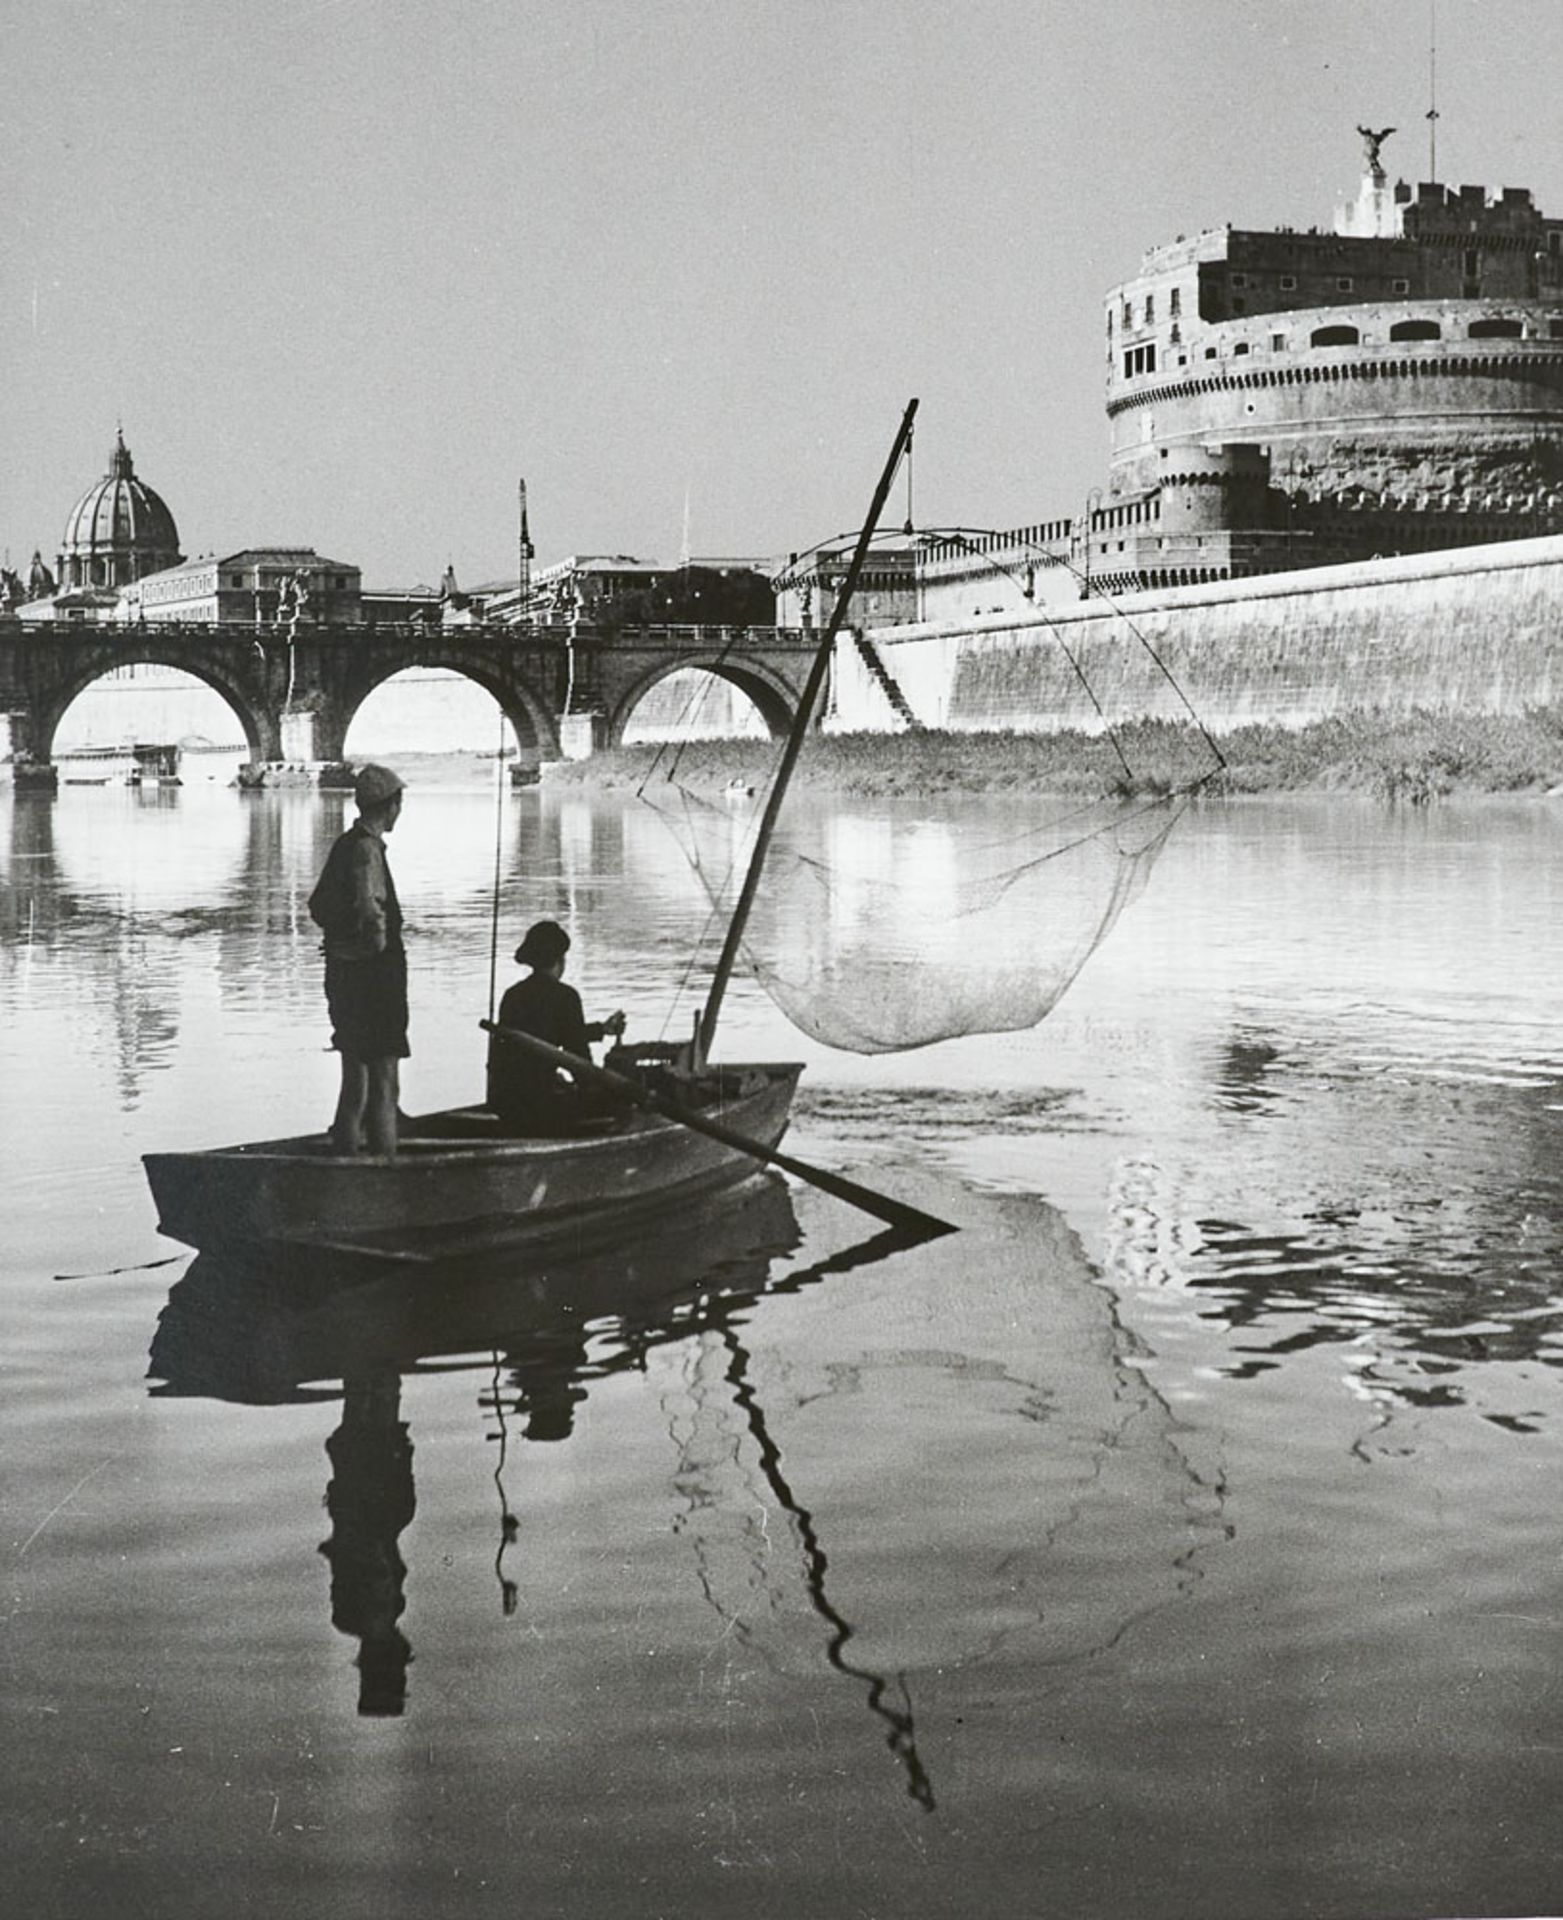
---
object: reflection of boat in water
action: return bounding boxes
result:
[145,1179,936,1799]
[148,1172,808,1399]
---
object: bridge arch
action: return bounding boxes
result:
[322,636,561,764]
[31,641,274,763]
[605,655,798,749]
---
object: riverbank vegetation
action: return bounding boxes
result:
[545,710,1563,804]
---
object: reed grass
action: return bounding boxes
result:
[543,710,1563,803]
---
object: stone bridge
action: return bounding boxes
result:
[0,620,823,781]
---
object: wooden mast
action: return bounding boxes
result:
[694,398,918,1066]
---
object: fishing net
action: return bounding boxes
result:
[648,782,1195,1053]
[637,520,1221,1055]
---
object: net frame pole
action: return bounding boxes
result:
[695,398,919,1065]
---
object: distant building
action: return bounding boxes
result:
[361,584,445,626]
[14,431,183,620]
[55,430,183,591]
[10,436,370,630]
[119,549,363,625]
[771,541,918,629]
[512,554,775,627]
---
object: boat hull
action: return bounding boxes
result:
[143,1064,804,1259]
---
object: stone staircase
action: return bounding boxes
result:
[850,632,921,728]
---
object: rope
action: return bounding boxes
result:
[487,701,506,1021]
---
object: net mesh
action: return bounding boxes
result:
[639,526,1222,1055]
[651,783,1194,1053]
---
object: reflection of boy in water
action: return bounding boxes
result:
[486,920,626,1136]
[318,1371,416,1717]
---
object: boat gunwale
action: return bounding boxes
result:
[142,1065,805,1171]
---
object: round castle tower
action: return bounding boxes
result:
[1101,130,1563,565]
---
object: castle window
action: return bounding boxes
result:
[1390,319,1440,341]
[1231,272,1248,288]
[1122,301,1132,328]
[1144,294,1155,322]
[1392,278,1410,294]
[1279,274,1297,291]
[1310,324,1360,346]
[1204,346,1218,359]
[1468,317,1522,338]
[1335,277,1354,292]
[1170,286,1181,316]
[1271,332,1286,350]
[1234,342,1250,356]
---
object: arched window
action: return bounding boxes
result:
[1468,317,1523,339]
[1310,324,1360,347]
[1390,319,1441,341]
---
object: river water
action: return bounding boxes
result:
[3,767,1562,1920]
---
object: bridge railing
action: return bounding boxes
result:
[0,616,820,647]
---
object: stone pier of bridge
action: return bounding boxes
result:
[0,620,823,789]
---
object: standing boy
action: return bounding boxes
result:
[309,764,408,1154]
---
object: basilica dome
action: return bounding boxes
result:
[58,431,182,590]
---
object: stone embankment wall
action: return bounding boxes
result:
[842,533,1563,734]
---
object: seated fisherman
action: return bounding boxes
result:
[486,920,627,1135]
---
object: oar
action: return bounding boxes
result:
[480,1020,957,1240]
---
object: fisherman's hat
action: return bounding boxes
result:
[515,919,570,967]
[354,763,406,808]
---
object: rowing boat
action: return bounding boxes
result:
[144,1061,803,1261]
[142,406,927,1258]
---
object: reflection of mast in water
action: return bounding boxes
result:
[149,1202,930,1725]
[484,1354,521,1616]
[721,1324,936,1812]
[665,1316,936,1812]
[317,1368,416,1717]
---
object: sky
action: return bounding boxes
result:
[3,0,1561,589]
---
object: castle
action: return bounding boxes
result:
[919,131,1563,619]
